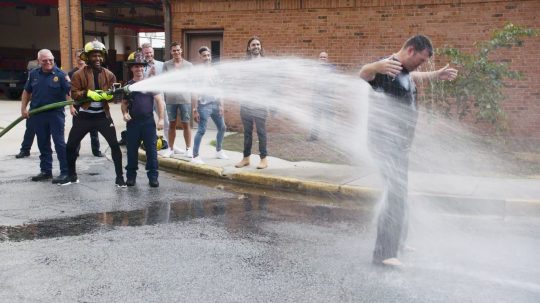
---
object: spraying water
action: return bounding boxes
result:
[131,58,372,163]
[129,57,539,295]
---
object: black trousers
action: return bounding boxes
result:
[369,97,418,263]
[75,130,100,156]
[66,113,123,178]
[240,105,268,159]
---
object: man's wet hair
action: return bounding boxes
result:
[198,46,210,54]
[403,35,433,57]
[171,41,181,49]
[246,36,264,58]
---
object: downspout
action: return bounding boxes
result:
[66,0,73,70]
[163,0,172,61]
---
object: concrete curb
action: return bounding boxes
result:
[135,150,540,206]
[138,150,380,199]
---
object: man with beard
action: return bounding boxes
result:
[235,36,269,169]
[68,48,103,157]
[359,35,458,266]
[61,40,126,187]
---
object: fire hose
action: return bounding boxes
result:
[0,83,131,138]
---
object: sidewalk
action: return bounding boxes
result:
[1,100,539,205]
[143,127,540,205]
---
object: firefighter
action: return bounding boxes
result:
[61,40,126,187]
[121,52,164,187]
[20,49,70,183]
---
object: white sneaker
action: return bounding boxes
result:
[185,147,193,158]
[216,150,229,159]
[191,156,205,165]
[158,148,173,158]
[173,145,185,154]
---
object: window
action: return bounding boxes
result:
[138,32,165,48]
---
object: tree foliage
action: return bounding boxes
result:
[423,23,538,131]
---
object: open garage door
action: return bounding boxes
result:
[0,0,164,99]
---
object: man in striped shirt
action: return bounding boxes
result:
[62,41,126,187]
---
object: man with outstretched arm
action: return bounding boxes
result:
[359,35,457,266]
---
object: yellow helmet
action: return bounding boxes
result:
[80,40,107,61]
[140,136,168,151]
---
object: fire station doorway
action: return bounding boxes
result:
[185,31,224,64]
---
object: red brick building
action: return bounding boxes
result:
[6,0,538,138]
[168,0,540,138]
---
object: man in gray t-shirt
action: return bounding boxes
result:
[161,42,194,158]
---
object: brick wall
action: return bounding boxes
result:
[170,0,540,138]
[58,0,84,72]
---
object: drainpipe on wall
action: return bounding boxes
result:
[66,0,73,70]
[163,0,172,61]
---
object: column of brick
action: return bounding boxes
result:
[58,0,83,72]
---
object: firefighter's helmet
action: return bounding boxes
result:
[80,40,107,61]
[126,51,148,67]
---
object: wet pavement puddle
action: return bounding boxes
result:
[0,194,370,241]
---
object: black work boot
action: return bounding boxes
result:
[92,150,104,157]
[126,178,136,187]
[15,150,30,158]
[149,179,159,188]
[31,172,52,182]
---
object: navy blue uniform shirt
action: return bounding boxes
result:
[24,66,71,110]
[126,80,155,118]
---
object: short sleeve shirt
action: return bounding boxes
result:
[24,66,71,110]
[162,59,193,104]
[126,79,155,117]
[368,58,416,107]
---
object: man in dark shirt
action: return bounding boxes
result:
[359,35,458,266]
[20,49,70,183]
[121,52,164,187]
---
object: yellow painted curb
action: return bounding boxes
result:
[176,160,223,177]
[340,185,380,199]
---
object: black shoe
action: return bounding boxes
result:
[31,172,52,182]
[57,174,79,186]
[15,151,30,158]
[92,151,104,157]
[115,176,127,188]
[126,178,136,187]
[149,179,159,188]
[52,174,69,184]
[118,139,126,146]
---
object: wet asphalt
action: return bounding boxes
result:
[0,146,539,302]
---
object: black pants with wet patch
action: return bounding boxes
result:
[369,97,418,263]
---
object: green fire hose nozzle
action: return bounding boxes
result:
[107,82,131,97]
[0,83,132,139]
